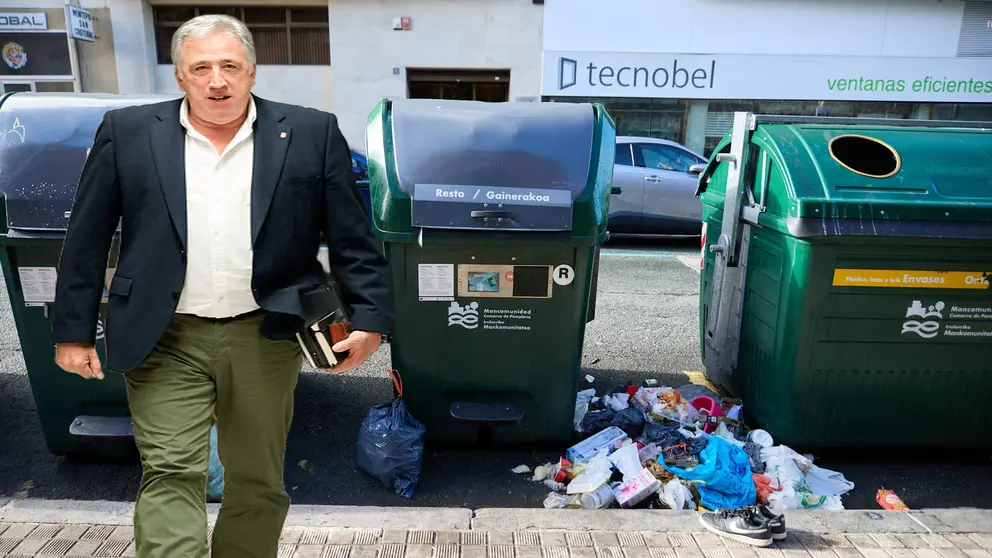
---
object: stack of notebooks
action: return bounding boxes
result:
[297,282,353,369]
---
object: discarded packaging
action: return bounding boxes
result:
[877,489,908,511]
[565,426,627,463]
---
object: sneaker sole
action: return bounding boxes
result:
[772,532,787,541]
[698,514,774,547]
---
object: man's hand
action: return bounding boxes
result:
[55,342,104,380]
[328,330,382,374]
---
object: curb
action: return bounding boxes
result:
[1,498,990,534]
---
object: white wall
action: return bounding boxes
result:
[153,65,333,112]
[544,0,963,58]
[107,0,157,94]
[328,0,543,149]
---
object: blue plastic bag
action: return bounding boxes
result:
[206,423,224,502]
[355,371,426,499]
[661,435,756,510]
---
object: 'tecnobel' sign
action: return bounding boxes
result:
[0,13,48,31]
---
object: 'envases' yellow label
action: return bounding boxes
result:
[832,269,991,289]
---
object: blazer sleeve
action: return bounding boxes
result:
[51,111,122,346]
[321,113,395,335]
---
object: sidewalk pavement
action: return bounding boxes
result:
[0,498,990,558]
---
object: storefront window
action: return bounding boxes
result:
[543,96,689,145]
[703,100,920,156]
[931,103,992,122]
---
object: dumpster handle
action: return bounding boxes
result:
[470,210,514,219]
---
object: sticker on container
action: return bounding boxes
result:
[832,269,991,290]
[418,263,454,301]
[553,264,575,286]
[18,266,57,303]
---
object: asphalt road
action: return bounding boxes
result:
[1,237,989,510]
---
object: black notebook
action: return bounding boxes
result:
[297,282,353,369]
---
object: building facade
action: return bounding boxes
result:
[1,0,989,154]
[541,0,992,156]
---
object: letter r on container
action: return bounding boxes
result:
[559,58,577,90]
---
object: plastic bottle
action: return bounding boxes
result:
[579,483,614,509]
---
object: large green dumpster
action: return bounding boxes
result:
[0,91,175,457]
[366,98,616,446]
[697,112,992,449]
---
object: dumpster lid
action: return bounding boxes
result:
[389,99,596,232]
[0,92,178,233]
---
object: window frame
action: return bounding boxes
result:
[152,6,330,66]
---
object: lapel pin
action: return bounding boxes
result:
[280,132,288,138]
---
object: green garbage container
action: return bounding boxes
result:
[0,91,175,457]
[697,112,992,449]
[365,98,616,446]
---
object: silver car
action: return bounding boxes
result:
[609,136,708,235]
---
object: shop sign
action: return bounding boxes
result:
[543,51,992,103]
[0,13,47,31]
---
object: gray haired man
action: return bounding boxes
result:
[52,14,394,558]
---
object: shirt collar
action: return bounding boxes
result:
[179,95,257,141]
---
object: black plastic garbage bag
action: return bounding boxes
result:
[355,371,426,499]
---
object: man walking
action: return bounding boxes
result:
[51,14,393,558]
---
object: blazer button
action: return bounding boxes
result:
[172,290,180,300]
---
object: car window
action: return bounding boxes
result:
[635,144,696,173]
[614,144,633,167]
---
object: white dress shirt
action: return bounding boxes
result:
[175,97,259,318]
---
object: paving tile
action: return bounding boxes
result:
[57,525,93,540]
[295,545,327,558]
[692,534,724,549]
[95,539,132,556]
[406,544,433,558]
[280,528,305,545]
[964,551,992,558]
[542,533,568,547]
[109,526,134,541]
[489,533,515,546]
[799,536,831,551]
[350,546,381,558]
[625,548,654,558]
[619,534,646,548]
[756,549,784,558]
[943,537,981,551]
[278,545,297,558]
[30,524,64,539]
[381,532,408,544]
[324,546,352,558]
[701,549,733,558]
[69,540,103,555]
[516,547,543,558]
[122,542,137,557]
[675,548,706,558]
[0,538,22,554]
[923,537,955,550]
[39,538,77,555]
[82,525,116,541]
[822,537,855,550]
[934,549,970,558]
[571,549,598,558]
[516,532,542,546]
[649,549,678,558]
[543,547,570,558]
[4,523,40,539]
[462,533,486,546]
[896,537,930,550]
[381,544,406,558]
[669,534,697,549]
[781,551,811,558]
[300,530,329,546]
[461,548,487,558]
[847,536,882,550]
[490,545,516,558]
[11,539,47,554]
[725,550,757,558]
[859,549,893,558]
[409,532,435,545]
[0,523,9,537]
[967,537,992,551]
[777,539,808,551]
[435,532,461,546]
[833,550,863,558]
[434,545,458,558]
[873,537,906,550]
[643,533,672,548]
[567,533,594,548]
[593,534,620,548]
[598,548,625,558]
[883,550,917,558]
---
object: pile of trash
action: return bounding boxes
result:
[513,381,855,512]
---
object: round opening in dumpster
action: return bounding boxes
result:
[828,134,901,179]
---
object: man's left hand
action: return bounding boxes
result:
[329,330,382,373]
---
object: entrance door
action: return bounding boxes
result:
[406,69,509,102]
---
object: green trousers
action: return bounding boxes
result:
[125,311,302,558]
